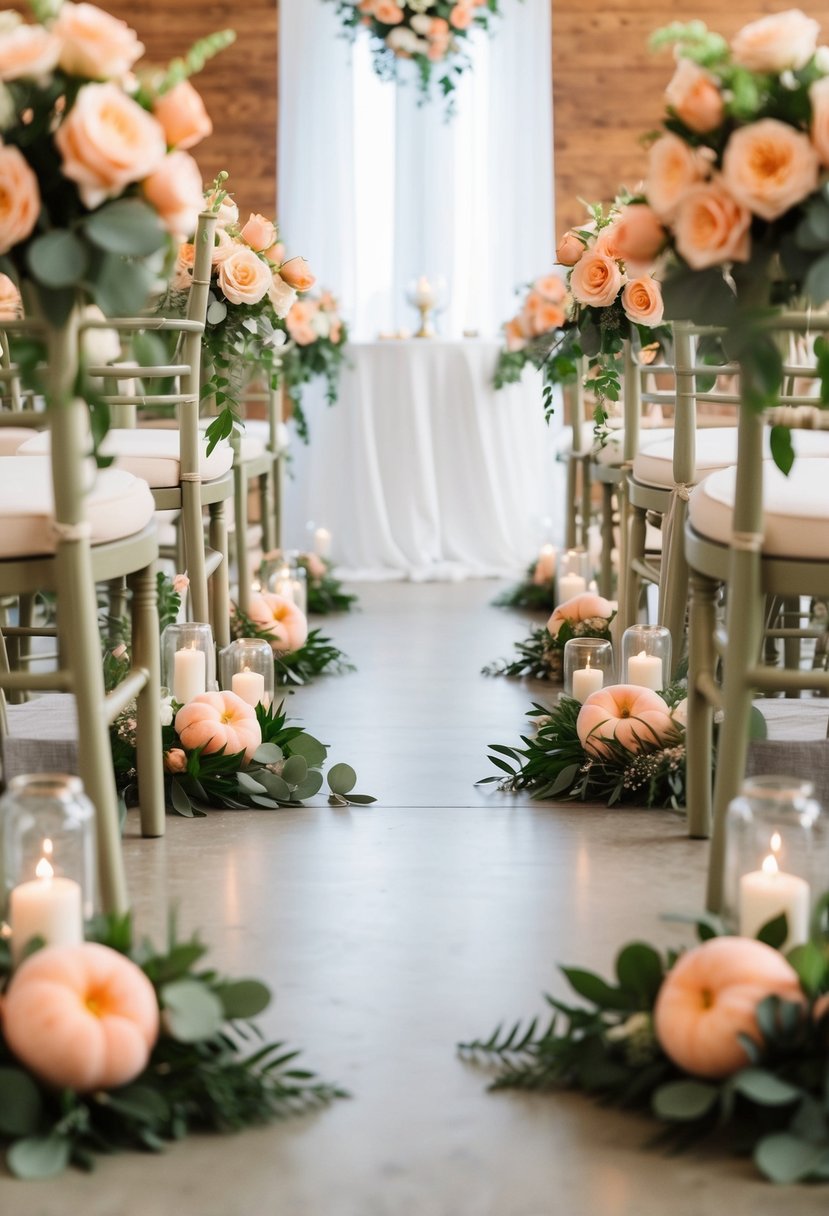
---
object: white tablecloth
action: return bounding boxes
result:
[283,339,562,580]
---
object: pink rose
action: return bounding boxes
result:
[0,22,60,82]
[164,748,187,774]
[153,80,212,151]
[811,76,829,166]
[280,255,316,292]
[569,251,624,309]
[55,82,166,209]
[241,212,278,252]
[665,58,724,134]
[534,273,567,304]
[0,272,21,320]
[0,145,40,254]
[556,230,585,266]
[645,132,709,221]
[621,276,664,327]
[217,246,272,306]
[673,179,752,270]
[268,272,298,319]
[142,150,203,237]
[606,204,665,270]
[722,118,819,221]
[731,9,819,73]
[53,2,144,80]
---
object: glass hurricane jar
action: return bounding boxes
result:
[267,553,308,614]
[161,621,215,704]
[557,548,591,602]
[563,638,614,702]
[219,638,274,709]
[621,624,671,691]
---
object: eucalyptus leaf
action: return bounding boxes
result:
[91,254,154,318]
[27,230,88,288]
[652,1079,719,1122]
[215,979,271,1019]
[161,978,224,1043]
[7,1134,71,1180]
[236,771,268,794]
[805,253,829,305]
[734,1068,801,1107]
[281,754,308,787]
[287,733,328,767]
[257,771,292,801]
[327,763,357,796]
[84,199,167,256]
[0,1068,43,1136]
[754,1133,829,1184]
[293,770,324,800]
[253,742,284,765]
[170,779,194,817]
[207,299,228,325]
[756,912,789,950]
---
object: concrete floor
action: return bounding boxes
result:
[15,582,826,1214]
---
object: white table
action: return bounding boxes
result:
[283,338,562,580]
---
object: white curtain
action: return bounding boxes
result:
[278,0,555,338]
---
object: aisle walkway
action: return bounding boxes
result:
[26,583,824,1215]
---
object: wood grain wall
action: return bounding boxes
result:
[552,1,829,235]
[106,0,278,218]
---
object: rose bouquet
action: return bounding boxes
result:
[482,592,616,681]
[493,273,576,391]
[281,290,349,443]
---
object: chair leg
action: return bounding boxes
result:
[565,455,578,550]
[599,483,614,598]
[622,503,647,637]
[686,570,718,840]
[233,461,251,617]
[128,563,165,838]
[208,499,231,648]
[182,481,210,626]
[660,498,691,679]
[106,577,129,646]
[273,454,285,554]
[259,470,275,557]
[580,458,592,551]
[781,595,802,695]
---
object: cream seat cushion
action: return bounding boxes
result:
[241,417,291,455]
[0,457,155,557]
[18,428,234,488]
[0,426,39,455]
[634,427,829,489]
[689,457,829,560]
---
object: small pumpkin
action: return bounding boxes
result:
[246,592,308,653]
[576,683,674,754]
[3,943,159,1092]
[175,690,262,763]
[547,592,615,639]
[654,937,804,1079]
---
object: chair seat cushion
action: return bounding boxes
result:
[0,427,39,455]
[634,426,829,489]
[0,457,155,557]
[242,417,291,454]
[239,433,268,461]
[19,428,234,488]
[592,425,675,468]
[689,457,829,559]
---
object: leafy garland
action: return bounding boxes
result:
[281,295,349,444]
[491,560,557,613]
[301,557,359,615]
[482,611,615,681]
[230,606,354,686]
[459,902,829,1186]
[0,915,344,1179]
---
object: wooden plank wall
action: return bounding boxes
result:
[106,0,278,219]
[552,1,829,234]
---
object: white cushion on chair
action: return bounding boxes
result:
[634,426,829,489]
[19,428,234,489]
[593,425,674,467]
[0,427,39,455]
[689,457,829,559]
[242,417,291,454]
[239,433,267,461]
[0,457,155,557]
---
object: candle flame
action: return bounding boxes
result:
[541,543,555,556]
[243,665,250,674]
[770,831,782,854]
[585,655,592,669]
[762,853,779,877]
[35,856,54,881]
[42,838,53,857]
[637,649,648,660]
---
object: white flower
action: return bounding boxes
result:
[816,46,829,73]
[268,273,297,319]
[159,696,174,727]
[386,27,427,55]
[671,697,687,728]
[411,14,432,34]
[408,0,433,11]
[0,82,14,130]
[312,308,331,339]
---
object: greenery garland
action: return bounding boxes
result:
[491,562,557,613]
[230,606,354,686]
[280,312,349,445]
[482,611,615,681]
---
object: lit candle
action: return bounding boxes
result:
[572,658,603,703]
[231,666,266,708]
[314,527,332,558]
[10,848,83,965]
[558,573,586,601]
[739,844,810,949]
[535,544,557,583]
[413,276,435,307]
[627,649,663,691]
[173,643,206,704]
[272,566,295,603]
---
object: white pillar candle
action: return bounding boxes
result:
[739,853,810,949]
[558,573,586,601]
[627,649,663,691]
[535,544,557,582]
[314,527,332,558]
[10,856,83,964]
[572,663,603,703]
[273,568,295,603]
[232,668,266,708]
[413,276,435,307]
[173,644,207,704]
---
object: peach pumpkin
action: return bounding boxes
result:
[654,937,804,1079]
[175,690,262,763]
[577,684,674,754]
[246,592,308,653]
[3,943,159,1092]
[547,592,615,639]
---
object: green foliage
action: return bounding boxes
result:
[482,612,614,682]
[230,607,354,686]
[300,557,359,614]
[492,562,557,613]
[281,326,349,444]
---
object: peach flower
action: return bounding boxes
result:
[504,316,528,352]
[142,150,203,236]
[622,276,664,327]
[0,22,60,82]
[428,17,451,60]
[673,179,752,269]
[152,80,212,151]
[55,82,166,209]
[665,58,724,134]
[534,273,567,303]
[304,552,327,580]
[569,250,624,309]
[731,9,819,73]
[722,118,819,221]
[524,290,565,335]
[268,272,297,319]
[246,592,308,653]
[0,144,40,255]
[280,255,316,292]
[206,191,239,229]
[556,230,585,266]
[450,3,474,30]
[0,271,21,319]
[645,132,709,221]
[329,318,343,343]
[286,299,317,345]
[218,245,272,305]
[373,1,404,22]
[547,592,615,639]
[810,76,829,165]
[241,212,278,252]
[53,2,144,80]
[607,204,666,268]
[264,240,285,264]
[164,747,187,773]
[211,226,235,265]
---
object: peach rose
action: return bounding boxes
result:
[731,9,819,73]
[547,592,615,639]
[54,2,144,80]
[0,144,40,255]
[241,212,278,252]
[450,3,473,30]
[722,118,819,221]
[268,272,298,319]
[428,17,451,61]
[556,230,585,265]
[665,58,724,134]
[524,290,565,335]
[55,82,166,209]
[373,1,404,22]
[217,245,272,306]
[810,76,829,165]
[142,150,203,237]
[303,552,327,580]
[211,226,235,265]
[0,271,21,319]
[622,276,664,327]
[286,299,317,345]
[264,240,285,264]
[206,191,239,229]
[673,179,752,270]
[607,204,666,269]
[164,747,187,773]
[153,80,212,151]
[569,250,624,309]
[534,273,567,303]
[504,316,528,352]
[0,22,60,82]
[645,132,709,221]
[280,255,316,292]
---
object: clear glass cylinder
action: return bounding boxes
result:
[621,624,671,691]
[563,638,614,702]
[724,776,825,948]
[557,548,591,602]
[219,638,275,708]
[266,554,308,614]
[161,622,215,704]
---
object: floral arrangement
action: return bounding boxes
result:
[461,899,829,1185]
[231,594,354,686]
[0,916,344,1178]
[281,291,349,443]
[482,592,615,681]
[492,546,559,612]
[0,1,233,325]
[493,274,573,390]
[324,0,510,106]
[259,551,359,615]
